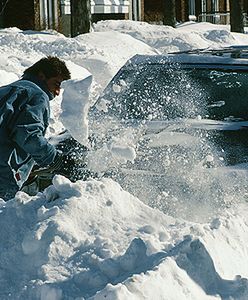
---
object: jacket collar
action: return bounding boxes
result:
[22,73,54,100]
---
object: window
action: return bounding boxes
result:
[99,63,248,121]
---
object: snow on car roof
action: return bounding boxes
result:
[126,46,248,72]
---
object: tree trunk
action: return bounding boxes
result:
[229,0,244,33]
[71,0,91,37]
[0,1,3,28]
[163,0,176,27]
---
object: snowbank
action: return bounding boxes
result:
[73,31,157,90]
[0,177,248,299]
[94,20,248,53]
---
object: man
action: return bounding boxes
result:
[0,56,71,201]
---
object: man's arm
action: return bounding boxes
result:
[8,92,56,167]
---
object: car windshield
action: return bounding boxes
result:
[96,63,248,121]
[87,58,248,219]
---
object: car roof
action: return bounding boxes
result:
[126,46,248,72]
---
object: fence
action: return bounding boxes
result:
[198,12,230,24]
[198,12,248,26]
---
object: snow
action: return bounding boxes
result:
[60,76,92,146]
[93,20,248,53]
[1,20,248,299]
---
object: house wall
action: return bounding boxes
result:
[195,0,201,17]
[177,0,189,22]
[144,0,189,23]
[242,0,248,13]
[142,0,248,24]
[219,0,228,11]
[3,0,37,30]
[204,0,230,13]
[140,0,145,20]
[92,13,126,23]
[144,0,163,22]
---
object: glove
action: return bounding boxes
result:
[49,152,66,170]
[49,152,73,177]
[49,148,95,181]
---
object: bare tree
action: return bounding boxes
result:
[70,0,91,37]
[229,0,244,33]
[163,0,176,27]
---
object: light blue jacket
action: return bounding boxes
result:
[0,75,57,200]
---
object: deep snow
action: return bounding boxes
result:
[0,20,248,299]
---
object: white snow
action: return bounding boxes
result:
[60,76,92,146]
[1,20,248,299]
[93,20,248,53]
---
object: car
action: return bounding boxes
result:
[93,46,248,121]
[25,46,248,217]
[90,46,248,164]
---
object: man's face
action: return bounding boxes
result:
[45,75,64,97]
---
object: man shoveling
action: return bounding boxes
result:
[0,56,72,201]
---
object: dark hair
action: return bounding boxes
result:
[23,56,71,80]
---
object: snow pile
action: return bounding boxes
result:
[73,31,157,90]
[94,20,248,53]
[1,176,248,299]
[0,69,18,86]
[0,27,156,92]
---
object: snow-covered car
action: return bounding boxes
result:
[91,45,248,165]
[86,46,248,210]
[95,46,248,121]
[26,46,248,210]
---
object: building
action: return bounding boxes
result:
[143,0,248,24]
[0,0,133,35]
[0,0,40,30]
[0,0,247,36]
[198,0,248,25]
[143,0,189,23]
[61,0,132,36]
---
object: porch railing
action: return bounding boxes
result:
[198,12,248,26]
[198,12,230,24]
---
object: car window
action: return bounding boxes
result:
[97,64,207,120]
[192,69,248,120]
[96,63,248,121]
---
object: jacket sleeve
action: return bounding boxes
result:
[7,90,56,167]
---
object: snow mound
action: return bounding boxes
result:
[94,20,248,53]
[1,177,248,299]
[73,31,157,90]
[0,69,18,86]
[203,29,237,44]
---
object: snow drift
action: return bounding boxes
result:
[1,176,248,299]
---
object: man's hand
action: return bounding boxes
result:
[49,152,75,177]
